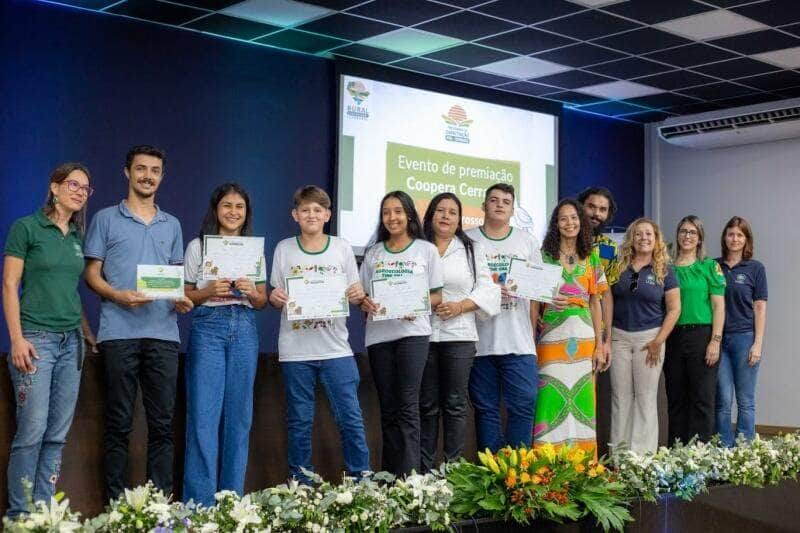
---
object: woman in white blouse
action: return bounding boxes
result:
[419,192,501,471]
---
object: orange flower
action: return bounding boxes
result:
[574,464,586,473]
[505,468,517,488]
[537,466,550,475]
[532,474,543,485]
[520,460,529,470]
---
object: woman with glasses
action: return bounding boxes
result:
[2,163,97,518]
[609,218,680,453]
[665,215,726,445]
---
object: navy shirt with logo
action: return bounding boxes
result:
[612,264,679,332]
[716,258,768,335]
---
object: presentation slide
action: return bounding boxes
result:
[337,74,557,254]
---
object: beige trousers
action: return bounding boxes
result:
[609,327,664,453]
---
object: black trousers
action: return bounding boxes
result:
[368,335,429,477]
[419,341,476,472]
[100,338,179,500]
[664,325,718,444]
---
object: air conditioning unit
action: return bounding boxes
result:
[656,97,800,149]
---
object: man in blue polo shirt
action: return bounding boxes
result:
[84,145,192,500]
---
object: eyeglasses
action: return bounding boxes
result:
[629,271,640,293]
[64,179,94,197]
[678,228,698,237]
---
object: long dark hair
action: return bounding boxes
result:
[44,162,91,235]
[541,198,593,260]
[371,190,425,244]
[199,183,253,245]
[423,192,476,281]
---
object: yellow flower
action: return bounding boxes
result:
[588,468,598,478]
[596,464,606,474]
[574,464,586,473]
[539,443,556,462]
[520,472,531,484]
[567,448,586,465]
[505,468,517,488]
[532,474,543,485]
[478,450,500,474]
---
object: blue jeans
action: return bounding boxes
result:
[183,305,259,506]
[716,332,759,447]
[281,356,369,483]
[6,329,82,518]
[468,354,538,452]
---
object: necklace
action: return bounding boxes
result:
[560,247,577,265]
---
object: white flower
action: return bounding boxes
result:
[108,510,123,523]
[215,490,237,502]
[335,491,353,505]
[229,495,262,532]
[200,523,219,532]
[124,485,150,511]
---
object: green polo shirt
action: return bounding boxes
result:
[4,209,85,332]
[674,258,726,326]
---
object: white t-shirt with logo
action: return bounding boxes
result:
[270,235,360,362]
[184,237,267,308]
[465,227,541,357]
[359,239,444,347]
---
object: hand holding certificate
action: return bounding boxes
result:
[137,265,185,299]
[506,258,563,303]
[285,273,349,321]
[202,235,265,281]
[370,274,431,321]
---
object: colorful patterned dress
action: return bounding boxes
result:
[533,250,608,453]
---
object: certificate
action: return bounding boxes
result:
[136,265,184,299]
[202,235,265,281]
[285,273,349,321]
[506,258,563,303]
[371,274,431,321]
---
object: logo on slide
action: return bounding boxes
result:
[443,105,472,144]
[347,81,370,104]
[346,80,370,120]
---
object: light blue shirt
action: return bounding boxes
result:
[84,200,184,343]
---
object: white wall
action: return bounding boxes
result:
[646,125,800,428]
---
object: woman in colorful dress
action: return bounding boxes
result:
[532,198,607,453]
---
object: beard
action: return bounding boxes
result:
[590,217,606,236]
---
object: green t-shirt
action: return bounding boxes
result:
[4,209,85,332]
[674,258,726,326]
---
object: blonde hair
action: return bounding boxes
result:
[618,218,670,284]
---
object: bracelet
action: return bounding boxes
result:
[711,334,722,343]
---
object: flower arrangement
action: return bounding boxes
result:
[82,482,187,532]
[447,443,633,532]
[611,433,800,501]
[1,480,82,533]
[4,432,799,533]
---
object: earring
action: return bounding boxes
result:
[52,195,59,205]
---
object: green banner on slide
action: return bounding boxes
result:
[385,142,520,209]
